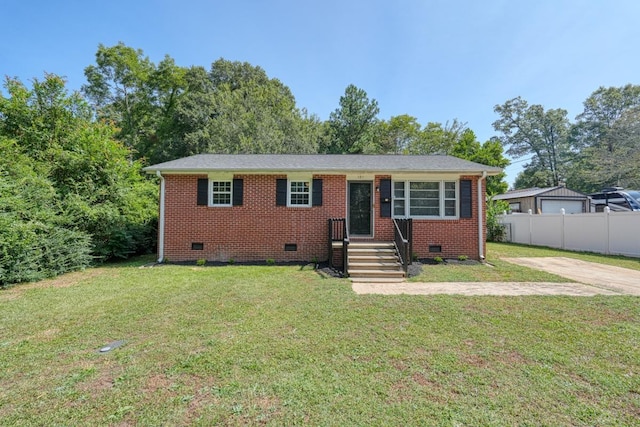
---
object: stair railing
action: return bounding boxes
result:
[328,218,349,275]
[393,218,413,273]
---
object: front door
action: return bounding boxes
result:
[348,182,373,236]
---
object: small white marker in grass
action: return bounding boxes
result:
[98,340,126,353]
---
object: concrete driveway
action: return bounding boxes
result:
[501,257,640,296]
[352,257,640,296]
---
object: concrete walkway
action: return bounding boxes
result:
[352,257,640,296]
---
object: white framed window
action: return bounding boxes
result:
[211,180,232,206]
[288,180,311,207]
[393,181,406,217]
[409,181,440,216]
[443,181,457,216]
[393,180,458,218]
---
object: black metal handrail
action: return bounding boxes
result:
[328,218,349,275]
[343,223,350,276]
[393,218,412,273]
[328,218,346,242]
[396,218,413,261]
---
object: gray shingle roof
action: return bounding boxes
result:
[143,154,502,174]
[493,186,589,200]
[492,187,561,199]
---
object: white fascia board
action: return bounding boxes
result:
[146,168,497,176]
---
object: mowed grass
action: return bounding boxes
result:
[409,242,640,282]
[1,258,639,425]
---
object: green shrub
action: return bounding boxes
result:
[487,198,509,242]
[0,140,92,286]
[0,218,92,287]
[0,77,158,267]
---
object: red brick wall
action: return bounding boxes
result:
[371,174,485,260]
[409,175,486,260]
[161,173,487,262]
[163,174,345,262]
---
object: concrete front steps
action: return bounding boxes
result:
[348,242,406,283]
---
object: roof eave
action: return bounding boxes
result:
[144,167,502,175]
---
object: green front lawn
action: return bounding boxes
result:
[1,258,639,425]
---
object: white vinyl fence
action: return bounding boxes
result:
[497,208,640,258]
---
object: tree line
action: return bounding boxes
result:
[0,74,156,285]
[81,43,509,194]
[493,85,640,193]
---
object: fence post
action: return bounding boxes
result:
[528,209,533,245]
[605,206,610,255]
[561,208,565,250]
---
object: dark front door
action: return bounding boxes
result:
[349,182,372,236]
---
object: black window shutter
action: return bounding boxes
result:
[276,179,287,206]
[380,179,392,218]
[197,178,208,206]
[232,178,243,206]
[460,179,472,218]
[312,178,323,206]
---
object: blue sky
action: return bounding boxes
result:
[2,0,639,185]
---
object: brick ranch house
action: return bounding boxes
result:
[144,154,501,279]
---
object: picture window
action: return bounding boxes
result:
[393,181,458,218]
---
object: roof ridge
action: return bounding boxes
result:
[143,153,503,175]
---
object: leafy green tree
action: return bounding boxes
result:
[208,58,318,153]
[161,66,216,158]
[486,198,510,242]
[493,97,572,188]
[600,108,640,187]
[0,137,92,286]
[568,85,640,192]
[82,42,187,163]
[0,74,92,160]
[573,84,640,152]
[450,131,509,195]
[83,43,155,147]
[324,84,379,153]
[53,122,158,259]
[169,60,320,157]
[371,115,422,154]
[405,120,466,155]
[1,74,157,266]
[513,163,556,189]
[299,108,331,154]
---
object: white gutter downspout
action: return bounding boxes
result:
[478,171,487,262]
[156,171,165,263]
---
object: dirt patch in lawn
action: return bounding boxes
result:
[0,268,112,300]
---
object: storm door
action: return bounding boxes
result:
[348,182,373,236]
